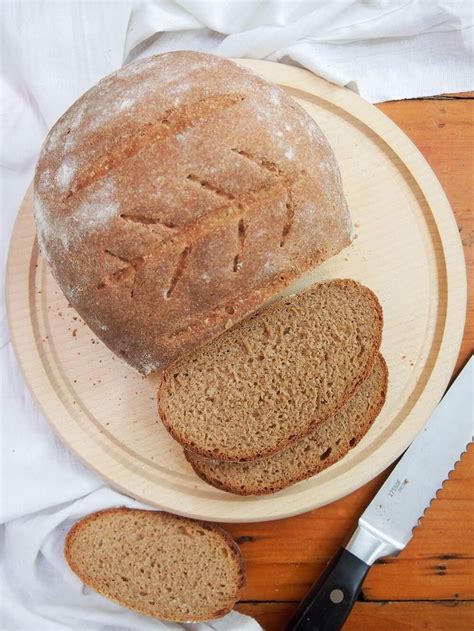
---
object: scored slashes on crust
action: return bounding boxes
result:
[34,52,352,373]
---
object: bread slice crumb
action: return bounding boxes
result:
[64,508,245,622]
[158,279,383,461]
[186,354,388,495]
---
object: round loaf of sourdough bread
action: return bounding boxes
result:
[34,52,352,373]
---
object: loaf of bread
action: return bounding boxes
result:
[158,280,383,462]
[64,508,245,622]
[34,51,352,373]
[185,354,388,494]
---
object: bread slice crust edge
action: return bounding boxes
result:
[64,507,246,622]
[158,279,384,462]
[185,353,388,495]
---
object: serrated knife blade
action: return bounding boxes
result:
[286,357,473,631]
[347,355,473,565]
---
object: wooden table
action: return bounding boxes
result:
[229,93,474,631]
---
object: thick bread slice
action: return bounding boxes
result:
[158,279,383,462]
[64,508,245,623]
[185,354,388,495]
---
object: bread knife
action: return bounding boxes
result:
[285,356,473,631]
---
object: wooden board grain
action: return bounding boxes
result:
[236,601,474,631]
[6,60,467,522]
[377,98,474,376]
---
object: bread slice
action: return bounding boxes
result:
[64,508,245,622]
[185,354,388,495]
[158,279,383,462]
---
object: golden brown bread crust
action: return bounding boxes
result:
[34,51,352,374]
[157,279,384,462]
[64,507,246,622]
[185,354,388,495]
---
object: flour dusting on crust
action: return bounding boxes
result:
[33,51,352,374]
[55,159,77,191]
[35,179,120,250]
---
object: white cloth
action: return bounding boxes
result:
[1,1,472,630]
[0,487,259,631]
[125,0,474,102]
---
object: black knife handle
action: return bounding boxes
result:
[284,548,370,631]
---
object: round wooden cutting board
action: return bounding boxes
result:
[6,60,466,523]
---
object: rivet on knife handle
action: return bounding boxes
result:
[285,357,473,631]
[284,548,370,631]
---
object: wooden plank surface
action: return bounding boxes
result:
[377,97,473,376]
[236,602,474,631]
[224,444,474,602]
[229,94,474,630]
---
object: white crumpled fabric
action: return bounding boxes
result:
[1,1,473,630]
[0,488,258,631]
